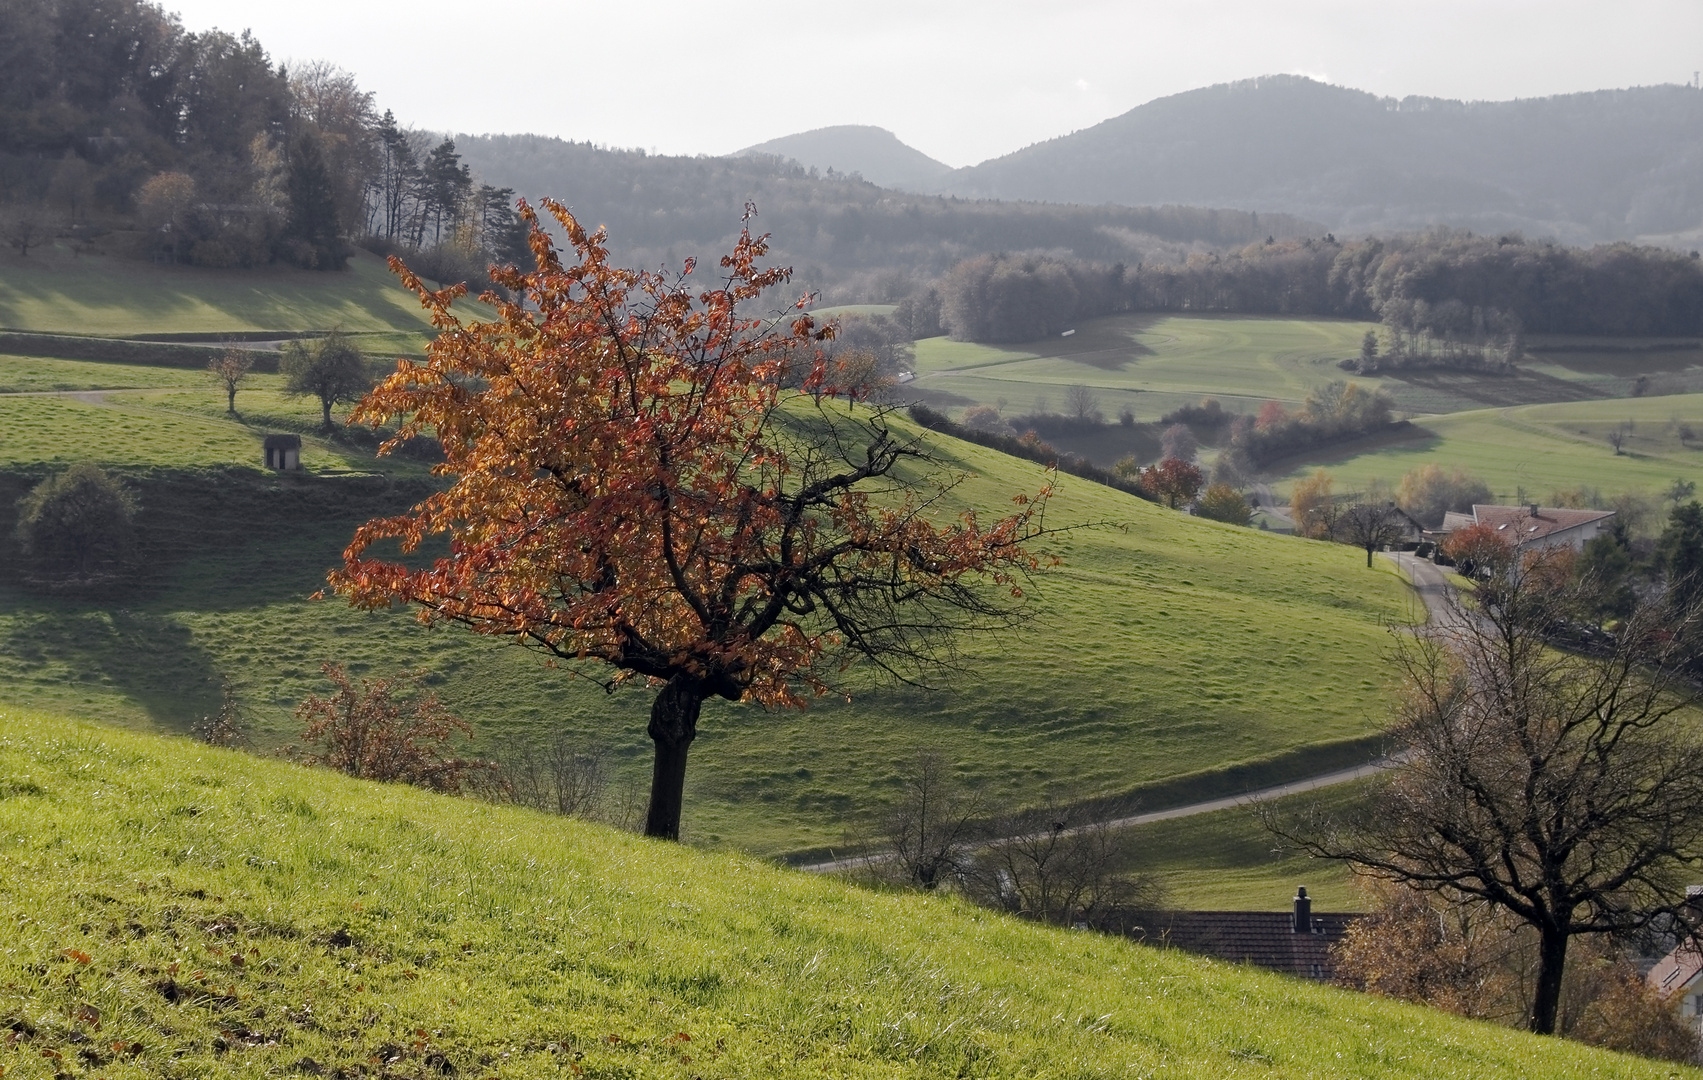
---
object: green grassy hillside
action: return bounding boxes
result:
[1271,393,1703,501]
[911,315,1377,423]
[0,244,435,337]
[0,705,1682,1080]
[0,373,1414,856]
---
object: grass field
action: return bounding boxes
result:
[910,315,1380,424]
[0,705,1682,1080]
[0,354,218,392]
[1271,393,1703,503]
[908,316,1703,428]
[0,244,436,336]
[0,379,1417,856]
[1117,782,1372,912]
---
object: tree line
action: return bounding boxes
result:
[921,230,1703,344]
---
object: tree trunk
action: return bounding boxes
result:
[227,386,237,413]
[1529,923,1570,1035]
[321,396,333,429]
[643,675,706,841]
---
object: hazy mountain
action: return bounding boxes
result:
[936,75,1703,245]
[733,125,953,192]
[454,133,1319,301]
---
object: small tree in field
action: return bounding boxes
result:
[293,663,483,793]
[282,330,369,428]
[1140,457,1203,509]
[328,201,1054,841]
[1335,499,1408,567]
[1158,422,1197,463]
[1288,469,1336,538]
[208,346,254,413]
[14,464,139,583]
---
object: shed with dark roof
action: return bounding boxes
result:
[263,433,301,471]
[1127,887,1359,981]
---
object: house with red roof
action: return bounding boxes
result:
[1440,504,1615,552]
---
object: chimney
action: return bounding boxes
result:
[1293,886,1312,933]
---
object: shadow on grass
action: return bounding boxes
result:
[3,606,221,732]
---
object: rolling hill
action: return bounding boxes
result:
[735,124,954,191]
[0,375,1416,856]
[0,704,1685,1079]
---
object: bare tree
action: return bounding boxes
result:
[487,734,609,818]
[208,345,255,414]
[965,803,1159,928]
[1608,424,1630,455]
[3,205,50,257]
[1065,383,1102,423]
[879,750,984,890]
[1159,422,1197,462]
[1274,555,1703,1035]
[1334,499,1409,567]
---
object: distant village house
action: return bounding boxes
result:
[1439,504,1614,552]
[1126,887,1357,982]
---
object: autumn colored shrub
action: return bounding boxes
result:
[292,663,484,793]
[1196,483,1251,525]
[1140,457,1203,509]
[1439,521,1513,575]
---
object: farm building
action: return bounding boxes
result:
[263,434,301,471]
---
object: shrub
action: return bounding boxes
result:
[1440,522,1514,576]
[1196,483,1251,525]
[292,664,485,793]
[1398,464,1492,528]
[13,464,139,584]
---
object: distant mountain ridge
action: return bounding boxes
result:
[930,75,1703,245]
[734,125,953,192]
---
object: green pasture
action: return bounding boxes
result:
[0,354,218,392]
[0,388,389,472]
[0,391,1417,857]
[0,706,1682,1079]
[910,315,1382,422]
[0,243,435,336]
[814,303,900,319]
[905,317,1703,468]
[1120,782,1372,912]
[1271,393,1703,503]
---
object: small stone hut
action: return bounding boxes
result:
[263,434,302,471]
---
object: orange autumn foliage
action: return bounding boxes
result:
[327,200,1054,838]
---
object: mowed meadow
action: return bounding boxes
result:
[0,246,435,339]
[0,705,1686,1080]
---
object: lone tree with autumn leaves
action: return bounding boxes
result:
[329,201,1053,841]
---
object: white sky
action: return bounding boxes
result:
[167,0,1702,168]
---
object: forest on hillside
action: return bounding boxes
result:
[917,230,1703,348]
[0,0,530,275]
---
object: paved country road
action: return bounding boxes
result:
[797,548,1451,875]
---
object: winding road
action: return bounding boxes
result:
[797,549,1448,874]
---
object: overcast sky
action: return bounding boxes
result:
[165,0,1702,167]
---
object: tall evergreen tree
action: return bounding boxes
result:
[283,131,345,269]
